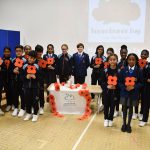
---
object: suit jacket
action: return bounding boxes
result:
[72,52,90,77]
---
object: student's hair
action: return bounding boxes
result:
[61,44,68,49]
[95,45,104,55]
[77,43,84,49]
[47,44,54,54]
[141,49,149,56]
[126,53,139,66]
[28,50,37,59]
[120,45,128,52]
[3,46,11,52]
[107,47,114,53]
[15,45,24,51]
[107,54,118,62]
[24,45,31,50]
[35,44,43,53]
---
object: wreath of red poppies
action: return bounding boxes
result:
[78,89,92,120]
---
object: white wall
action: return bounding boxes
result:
[0,0,150,83]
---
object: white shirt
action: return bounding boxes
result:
[128,66,135,70]
[78,52,83,56]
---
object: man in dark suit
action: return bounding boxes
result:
[72,43,90,84]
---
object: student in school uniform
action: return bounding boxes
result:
[0,57,4,115]
[118,53,143,133]
[23,51,40,122]
[43,44,57,86]
[35,45,45,115]
[23,45,32,60]
[2,47,13,112]
[100,54,119,127]
[72,43,90,84]
[90,45,106,103]
[106,48,114,58]
[114,45,128,117]
[139,59,150,127]
[132,49,149,120]
[56,44,72,83]
[11,45,27,117]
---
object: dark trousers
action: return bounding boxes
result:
[39,81,45,108]
[122,99,133,126]
[3,81,12,106]
[0,87,2,108]
[142,98,150,122]
[91,73,100,99]
[59,75,69,83]
[74,76,85,84]
[12,81,25,110]
[140,89,144,114]
[104,91,115,121]
[46,71,56,86]
[24,88,39,115]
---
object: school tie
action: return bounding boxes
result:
[129,68,133,74]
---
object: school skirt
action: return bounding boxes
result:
[120,97,138,107]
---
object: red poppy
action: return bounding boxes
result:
[138,59,147,68]
[78,90,85,96]
[0,58,3,65]
[95,58,102,65]
[107,76,117,86]
[104,62,109,69]
[125,77,135,86]
[27,65,36,74]
[24,55,29,60]
[14,58,24,68]
[4,60,10,69]
[38,59,47,68]
[47,58,54,65]
[82,83,87,89]
[54,83,60,91]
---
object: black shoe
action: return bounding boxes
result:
[121,124,126,132]
[126,125,132,133]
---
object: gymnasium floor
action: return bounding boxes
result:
[0,102,150,150]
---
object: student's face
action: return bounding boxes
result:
[47,46,54,54]
[61,46,68,54]
[28,56,36,64]
[15,48,23,57]
[77,46,84,53]
[120,49,127,60]
[127,55,136,67]
[24,46,31,55]
[97,48,103,55]
[37,52,43,59]
[107,51,113,57]
[4,49,11,58]
[108,56,117,66]
[141,51,149,59]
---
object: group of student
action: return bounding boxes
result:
[0,43,149,133]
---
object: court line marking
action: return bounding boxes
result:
[72,112,97,150]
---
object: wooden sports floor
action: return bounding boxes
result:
[0,101,150,150]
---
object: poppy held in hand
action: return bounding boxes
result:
[95,58,102,65]
[27,65,36,74]
[14,58,24,68]
[125,77,135,86]
[107,76,117,86]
